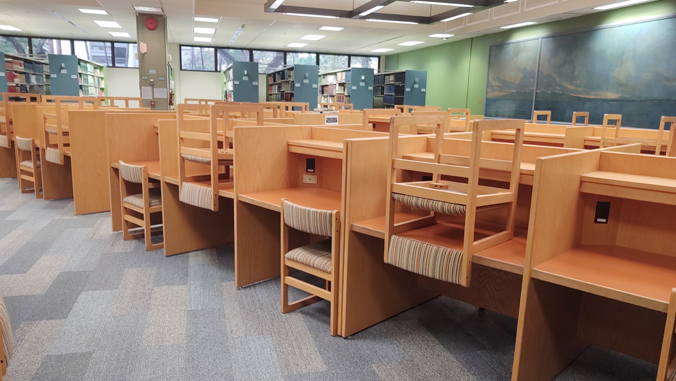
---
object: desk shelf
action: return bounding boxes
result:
[532,245,676,312]
[288,139,344,159]
[581,171,676,206]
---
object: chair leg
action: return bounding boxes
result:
[330,278,339,337]
[34,169,43,199]
[121,211,131,241]
[281,261,290,313]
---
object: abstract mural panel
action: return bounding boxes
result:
[486,17,676,129]
[485,39,540,120]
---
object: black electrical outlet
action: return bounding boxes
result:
[595,201,610,224]
[306,158,316,173]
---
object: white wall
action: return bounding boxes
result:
[176,71,222,102]
[105,68,140,97]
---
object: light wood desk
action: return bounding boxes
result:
[513,150,676,381]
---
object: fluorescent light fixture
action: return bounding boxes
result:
[504,0,518,2]
[230,25,245,44]
[441,12,472,22]
[79,8,108,15]
[429,33,454,38]
[287,42,308,48]
[109,31,131,37]
[500,21,538,29]
[94,20,121,28]
[301,34,326,41]
[372,48,394,53]
[398,41,424,46]
[594,0,651,10]
[269,0,285,10]
[366,19,418,25]
[284,13,338,19]
[0,25,22,31]
[319,26,344,31]
[194,27,216,34]
[359,5,384,16]
[411,1,473,6]
[194,36,212,42]
[132,6,163,12]
[194,17,220,23]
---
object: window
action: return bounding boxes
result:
[32,38,71,55]
[351,56,379,70]
[114,43,138,68]
[320,54,348,72]
[253,50,284,73]
[217,49,250,71]
[181,46,215,71]
[0,36,29,54]
[75,41,112,66]
[287,52,316,66]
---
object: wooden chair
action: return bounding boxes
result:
[14,137,42,198]
[657,117,676,157]
[413,108,471,133]
[119,161,163,251]
[571,111,589,126]
[99,97,143,108]
[414,106,442,112]
[42,96,100,165]
[178,103,264,211]
[395,105,416,114]
[321,103,353,111]
[362,108,401,131]
[532,110,552,124]
[384,116,525,287]
[0,93,41,149]
[598,114,622,149]
[0,296,13,380]
[280,102,309,116]
[259,102,281,118]
[280,199,341,336]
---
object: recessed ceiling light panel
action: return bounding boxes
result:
[398,41,425,46]
[319,26,344,31]
[194,36,212,42]
[372,48,394,53]
[301,34,326,41]
[94,20,121,28]
[133,6,163,13]
[287,42,308,48]
[0,25,22,31]
[284,13,339,19]
[429,33,454,38]
[194,17,220,23]
[109,31,131,37]
[79,9,108,15]
[411,1,473,6]
[366,19,418,25]
[194,27,216,34]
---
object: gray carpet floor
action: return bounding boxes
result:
[0,177,659,381]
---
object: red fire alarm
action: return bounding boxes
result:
[145,16,158,31]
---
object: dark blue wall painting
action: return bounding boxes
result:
[486,17,676,129]
[485,39,540,120]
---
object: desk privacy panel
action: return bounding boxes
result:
[485,16,676,129]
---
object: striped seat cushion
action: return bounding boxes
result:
[180,182,214,211]
[0,135,8,148]
[393,193,466,216]
[0,296,13,363]
[45,147,61,164]
[387,235,464,284]
[15,137,32,152]
[669,369,676,381]
[123,193,162,209]
[181,153,211,165]
[283,200,333,237]
[46,129,57,135]
[20,160,40,169]
[285,239,332,273]
[119,161,144,183]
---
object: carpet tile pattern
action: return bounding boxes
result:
[0,178,659,380]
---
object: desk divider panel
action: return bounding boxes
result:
[70,110,168,215]
[106,112,175,231]
[158,119,234,256]
[341,135,438,336]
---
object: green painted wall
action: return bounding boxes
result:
[387,0,676,115]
